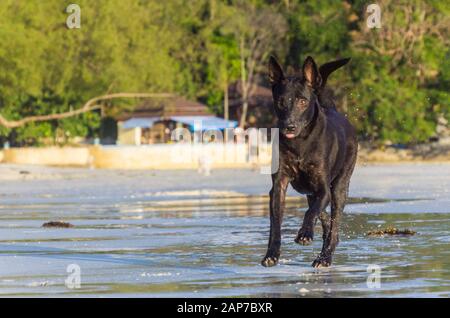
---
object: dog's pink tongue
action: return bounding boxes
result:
[285,133,296,139]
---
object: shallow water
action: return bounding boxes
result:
[0,164,449,297]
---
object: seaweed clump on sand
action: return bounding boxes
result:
[367,226,416,236]
[42,221,74,228]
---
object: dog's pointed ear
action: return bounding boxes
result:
[268,56,284,85]
[302,56,322,88]
[319,57,351,88]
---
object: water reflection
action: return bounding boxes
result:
[0,193,448,297]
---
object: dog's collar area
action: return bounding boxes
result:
[297,98,320,138]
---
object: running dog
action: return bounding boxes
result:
[262,56,357,268]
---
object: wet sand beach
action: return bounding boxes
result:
[0,163,449,297]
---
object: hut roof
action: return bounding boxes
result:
[117,96,211,121]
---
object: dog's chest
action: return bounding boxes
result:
[284,157,318,195]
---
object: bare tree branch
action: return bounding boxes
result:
[234,8,287,128]
[0,93,174,129]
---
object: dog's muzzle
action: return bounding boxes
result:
[283,124,297,139]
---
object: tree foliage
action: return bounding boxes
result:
[0,0,448,145]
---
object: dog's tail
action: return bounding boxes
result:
[319,58,351,89]
[317,58,350,110]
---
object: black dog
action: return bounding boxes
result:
[262,56,357,268]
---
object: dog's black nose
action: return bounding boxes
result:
[286,124,296,132]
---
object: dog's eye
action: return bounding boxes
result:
[298,99,308,107]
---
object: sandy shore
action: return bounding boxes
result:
[0,163,449,297]
[1,162,449,213]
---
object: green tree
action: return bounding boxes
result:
[349,0,450,143]
[0,0,182,145]
[0,0,448,146]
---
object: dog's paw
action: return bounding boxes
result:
[261,256,279,267]
[312,254,332,268]
[295,227,314,245]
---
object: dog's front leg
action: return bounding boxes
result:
[261,174,290,267]
[296,186,330,245]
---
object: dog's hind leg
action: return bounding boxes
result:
[307,194,331,240]
[295,184,331,245]
[296,195,330,244]
[318,211,330,240]
[312,185,346,267]
[312,161,356,268]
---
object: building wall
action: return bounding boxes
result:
[90,144,270,169]
[117,123,140,145]
[117,121,182,145]
[0,144,272,169]
[1,147,91,166]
